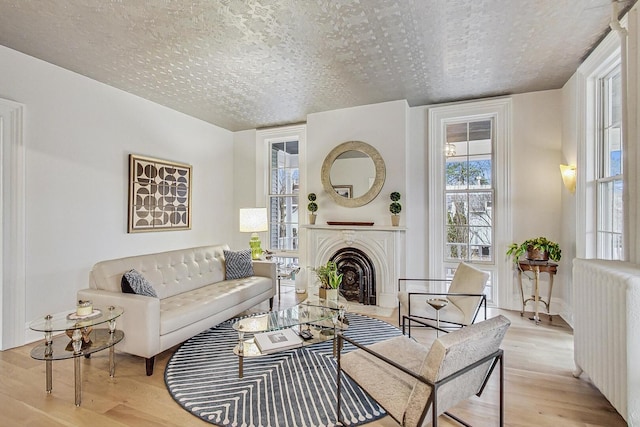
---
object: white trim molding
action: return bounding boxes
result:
[575,16,623,260]
[427,97,513,308]
[304,225,406,308]
[0,98,26,350]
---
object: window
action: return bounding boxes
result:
[596,66,623,260]
[429,98,511,307]
[445,120,494,263]
[258,125,305,286]
[268,140,299,254]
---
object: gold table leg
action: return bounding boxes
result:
[533,266,540,325]
[74,356,81,406]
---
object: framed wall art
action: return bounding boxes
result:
[333,185,353,198]
[128,154,192,233]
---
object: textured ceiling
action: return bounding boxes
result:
[0,0,635,131]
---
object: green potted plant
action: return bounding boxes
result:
[506,236,562,264]
[313,260,342,300]
[390,192,402,226]
[307,193,318,225]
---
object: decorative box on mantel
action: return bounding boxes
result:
[302,224,406,308]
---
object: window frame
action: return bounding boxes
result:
[428,98,512,307]
[595,65,624,260]
[256,125,307,265]
[267,139,300,253]
[576,27,622,260]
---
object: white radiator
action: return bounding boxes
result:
[573,259,640,426]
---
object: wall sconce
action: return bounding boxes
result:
[239,208,268,259]
[559,164,577,194]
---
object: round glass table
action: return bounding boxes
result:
[29,305,124,406]
[232,296,348,378]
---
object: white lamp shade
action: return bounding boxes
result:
[239,208,268,233]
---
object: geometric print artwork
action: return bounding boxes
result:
[128,154,192,233]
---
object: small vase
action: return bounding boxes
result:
[319,288,338,300]
[391,215,400,226]
[309,213,317,225]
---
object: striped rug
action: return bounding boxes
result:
[165,313,402,426]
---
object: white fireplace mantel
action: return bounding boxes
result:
[302,225,406,308]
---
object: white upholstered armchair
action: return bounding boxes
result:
[337,315,510,426]
[398,262,489,336]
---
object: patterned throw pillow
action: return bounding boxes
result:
[121,269,158,298]
[224,249,254,280]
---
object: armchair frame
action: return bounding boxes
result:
[336,331,505,426]
[398,278,487,336]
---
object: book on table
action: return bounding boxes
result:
[254,328,304,354]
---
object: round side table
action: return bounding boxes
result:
[29,305,124,406]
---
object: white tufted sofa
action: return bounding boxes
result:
[78,244,276,375]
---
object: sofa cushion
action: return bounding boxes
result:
[159,275,273,335]
[224,249,254,280]
[121,269,158,298]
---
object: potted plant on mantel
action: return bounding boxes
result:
[390,192,401,226]
[313,261,342,300]
[307,193,318,225]
[506,236,562,264]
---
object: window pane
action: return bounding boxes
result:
[444,119,494,264]
[596,65,623,260]
[601,68,622,178]
[446,160,468,188]
[269,141,299,252]
[468,120,491,141]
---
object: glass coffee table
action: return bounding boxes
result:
[29,305,124,406]
[232,296,348,378]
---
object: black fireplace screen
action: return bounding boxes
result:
[330,247,376,305]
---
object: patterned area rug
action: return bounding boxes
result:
[165,313,402,427]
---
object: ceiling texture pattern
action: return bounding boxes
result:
[0,0,634,131]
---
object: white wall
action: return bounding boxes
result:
[560,74,579,325]
[510,90,565,312]
[0,46,234,341]
[232,129,258,251]
[306,100,409,226]
[233,94,566,313]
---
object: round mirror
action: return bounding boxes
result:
[321,141,385,207]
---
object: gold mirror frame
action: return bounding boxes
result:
[321,141,386,208]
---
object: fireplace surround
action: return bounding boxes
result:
[305,225,405,308]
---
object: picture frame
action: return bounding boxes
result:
[128,154,192,233]
[333,185,353,198]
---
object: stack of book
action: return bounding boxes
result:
[254,328,303,354]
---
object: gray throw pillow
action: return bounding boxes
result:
[224,249,254,280]
[121,269,158,298]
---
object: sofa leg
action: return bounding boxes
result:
[146,357,155,376]
[269,297,274,311]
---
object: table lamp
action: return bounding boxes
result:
[239,208,268,260]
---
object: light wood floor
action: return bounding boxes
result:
[0,286,626,427]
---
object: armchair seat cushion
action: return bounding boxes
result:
[341,335,429,422]
[397,292,465,325]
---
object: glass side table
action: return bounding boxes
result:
[29,305,124,406]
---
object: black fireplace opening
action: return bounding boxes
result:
[329,247,376,305]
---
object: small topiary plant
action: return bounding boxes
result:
[389,192,402,215]
[307,193,318,213]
